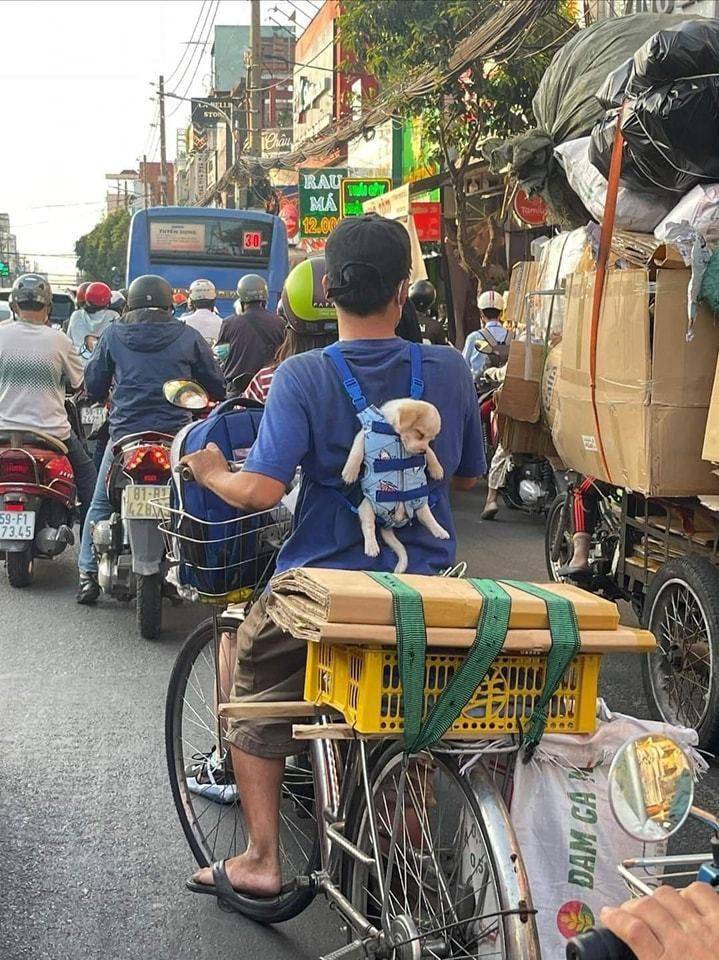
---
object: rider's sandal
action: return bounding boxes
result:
[186,860,283,909]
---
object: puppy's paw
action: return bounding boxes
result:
[342,463,361,484]
[428,462,444,481]
[365,541,381,558]
[434,525,450,540]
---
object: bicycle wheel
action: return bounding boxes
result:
[165,613,319,922]
[545,493,572,582]
[343,743,540,960]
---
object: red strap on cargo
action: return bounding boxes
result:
[589,104,625,484]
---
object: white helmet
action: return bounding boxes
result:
[477,289,504,312]
[189,278,216,302]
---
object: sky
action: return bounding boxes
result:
[0,0,317,285]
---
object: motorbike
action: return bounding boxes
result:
[0,428,76,587]
[567,732,719,959]
[91,430,173,640]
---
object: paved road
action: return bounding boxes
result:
[1,484,717,959]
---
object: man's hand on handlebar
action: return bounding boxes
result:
[180,442,229,486]
[600,883,718,960]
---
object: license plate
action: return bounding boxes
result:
[81,406,107,427]
[121,485,170,520]
[0,510,35,540]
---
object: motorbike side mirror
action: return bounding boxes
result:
[608,734,694,842]
[84,334,99,353]
[163,379,209,410]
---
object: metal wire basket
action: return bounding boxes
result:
[153,499,292,604]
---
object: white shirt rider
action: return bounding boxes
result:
[183,278,222,343]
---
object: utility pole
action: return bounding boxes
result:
[143,154,150,209]
[249,0,262,158]
[158,74,168,205]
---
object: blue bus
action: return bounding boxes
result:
[126,206,289,314]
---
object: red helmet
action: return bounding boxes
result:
[85,281,112,309]
[76,281,91,306]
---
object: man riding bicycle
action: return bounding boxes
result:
[182,214,485,904]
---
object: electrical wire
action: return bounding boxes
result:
[165,0,209,85]
[167,0,220,117]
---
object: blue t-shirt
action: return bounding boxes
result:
[245,338,485,574]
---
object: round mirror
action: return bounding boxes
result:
[609,734,694,842]
[163,379,209,410]
[84,334,99,353]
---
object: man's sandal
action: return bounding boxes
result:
[186,860,283,910]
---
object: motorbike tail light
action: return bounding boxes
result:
[3,501,25,511]
[123,445,171,483]
[44,456,74,482]
[0,453,36,483]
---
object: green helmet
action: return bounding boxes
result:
[281,257,338,336]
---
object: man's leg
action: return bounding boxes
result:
[64,433,97,528]
[191,594,307,897]
[77,442,114,603]
[558,476,597,576]
[482,443,510,520]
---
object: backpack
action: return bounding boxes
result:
[168,397,283,601]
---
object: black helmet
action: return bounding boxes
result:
[237,273,269,305]
[408,279,436,312]
[11,273,52,310]
[110,291,126,314]
[127,274,173,311]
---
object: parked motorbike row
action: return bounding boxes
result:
[0,376,209,640]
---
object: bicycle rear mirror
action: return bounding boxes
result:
[163,379,209,410]
[608,734,694,842]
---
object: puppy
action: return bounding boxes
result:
[342,398,449,573]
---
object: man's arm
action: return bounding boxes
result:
[190,333,226,400]
[59,332,85,391]
[178,443,285,511]
[84,332,114,400]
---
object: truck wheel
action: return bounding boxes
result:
[642,556,719,753]
[137,573,163,640]
[7,549,33,588]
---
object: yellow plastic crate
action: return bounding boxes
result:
[305,642,600,737]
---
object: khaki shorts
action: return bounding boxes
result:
[225,592,310,758]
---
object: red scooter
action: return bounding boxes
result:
[0,429,76,587]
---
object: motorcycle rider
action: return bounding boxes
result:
[66,281,118,364]
[217,274,284,384]
[64,281,91,332]
[184,278,222,342]
[0,274,96,520]
[462,290,508,380]
[76,274,225,605]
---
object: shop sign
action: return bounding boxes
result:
[191,97,235,127]
[341,178,391,218]
[363,182,410,219]
[410,201,442,242]
[513,189,548,226]
[298,167,347,239]
[401,116,440,184]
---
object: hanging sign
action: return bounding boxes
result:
[298,167,347,239]
[340,178,392,218]
[513,189,548,226]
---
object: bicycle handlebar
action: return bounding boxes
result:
[566,929,636,960]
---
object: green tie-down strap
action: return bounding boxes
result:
[500,580,582,755]
[366,573,511,753]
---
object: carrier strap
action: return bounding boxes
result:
[500,580,582,757]
[323,342,425,412]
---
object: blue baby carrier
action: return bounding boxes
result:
[324,342,430,527]
[168,396,283,601]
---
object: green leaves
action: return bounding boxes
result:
[75,209,130,286]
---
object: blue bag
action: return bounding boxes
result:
[169,397,282,600]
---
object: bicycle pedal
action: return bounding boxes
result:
[320,940,367,960]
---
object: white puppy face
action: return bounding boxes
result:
[381,399,441,454]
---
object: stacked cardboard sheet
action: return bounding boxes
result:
[267,568,655,654]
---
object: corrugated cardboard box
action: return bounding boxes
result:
[498,414,556,458]
[504,260,541,328]
[553,267,719,497]
[495,340,545,423]
[702,363,719,463]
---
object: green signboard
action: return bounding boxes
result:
[341,178,392,218]
[298,167,347,240]
[0,261,9,278]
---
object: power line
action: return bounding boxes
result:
[166,0,214,107]
[167,0,219,117]
[165,0,209,85]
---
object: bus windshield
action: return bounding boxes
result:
[148,215,272,267]
[127,207,289,312]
